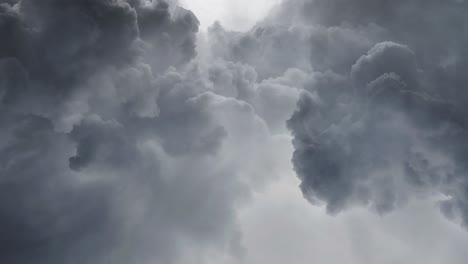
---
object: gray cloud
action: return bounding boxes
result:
[0,1,291,263]
[2,0,468,263]
[206,22,313,79]
[285,0,468,225]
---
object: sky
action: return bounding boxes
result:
[1,0,468,264]
[179,0,281,31]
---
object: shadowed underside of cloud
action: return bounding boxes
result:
[284,0,468,224]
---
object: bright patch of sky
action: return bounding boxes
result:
[180,0,281,31]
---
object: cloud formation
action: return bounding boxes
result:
[285,0,468,223]
[0,1,294,263]
[2,0,468,263]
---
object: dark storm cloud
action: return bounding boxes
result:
[0,1,279,263]
[3,0,468,262]
[285,0,468,224]
[132,0,200,72]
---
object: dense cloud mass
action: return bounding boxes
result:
[201,0,468,225]
[1,0,468,263]
[283,0,468,223]
[0,0,294,263]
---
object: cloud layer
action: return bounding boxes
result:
[0,1,295,263]
[284,0,468,223]
[1,0,468,263]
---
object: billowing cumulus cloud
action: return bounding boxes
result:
[0,0,294,263]
[2,0,468,263]
[286,0,468,224]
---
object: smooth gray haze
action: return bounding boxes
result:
[1,0,468,263]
